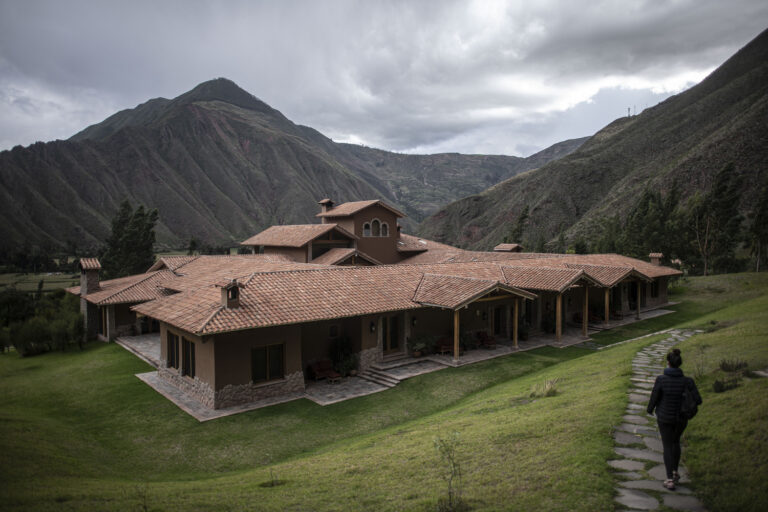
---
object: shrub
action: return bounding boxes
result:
[434,431,467,512]
[719,358,748,373]
[14,316,52,356]
[530,378,561,398]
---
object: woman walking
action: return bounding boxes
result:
[646,348,702,490]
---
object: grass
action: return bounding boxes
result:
[0,272,80,293]
[0,272,766,510]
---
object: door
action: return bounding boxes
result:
[382,315,400,354]
[493,306,506,337]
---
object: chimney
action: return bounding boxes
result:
[78,258,101,295]
[649,252,663,266]
[318,198,334,214]
[218,279,244,309]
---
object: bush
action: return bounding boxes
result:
[719,358,748,373]
[14,316,52,356]
[530,378,561,398]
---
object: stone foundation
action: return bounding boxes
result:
[158,367,215,409]
[358,347,380,372]
[214,371,305,409]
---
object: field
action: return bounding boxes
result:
[0,273,766,511]
[0,272,79,293]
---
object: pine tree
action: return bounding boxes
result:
[101,200,158,279]
[746,182,768,272]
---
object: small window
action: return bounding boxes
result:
[372,219,381,236]
[228,287,239,300]
[251,344,284,383]
[182,337,195,378]
[167,332,179,369]
[381,223,389,237]
[363,222,371,237]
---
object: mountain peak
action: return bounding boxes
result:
[175,78,279,116]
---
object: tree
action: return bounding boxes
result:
[684,164,743,275]
[504,205,530,244]
[101,200,159,279]
[187,237,199,255]
[745,182,768,272]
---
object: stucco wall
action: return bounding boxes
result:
[350,205,401,264]
[159,323,215,389]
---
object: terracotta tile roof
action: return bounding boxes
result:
[396,233,460,254]
[78,258,101,270]
[316,199,406,218]
[563,263,634,287]
[649,252,663,258]
[413,273,534,309]
[70,270,177,305]
[310,248,383,266]
[240,224,357,248]
[500,266,590,293]
[147,255,199,272]
[493,243,523,252]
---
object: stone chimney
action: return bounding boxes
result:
[78,258,101,295]
[649,253,663,266]
[318,198,334,214]
[218,279,244,309]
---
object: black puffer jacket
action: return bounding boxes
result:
[647,367,702,423]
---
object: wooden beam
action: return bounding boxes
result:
[582,285,589,337]
[604,288,610,326]
[453,309,460,362]
[556,293,562,342]
[513,298,519,349]
[636,282,641,320]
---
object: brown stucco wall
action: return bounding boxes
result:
[350,205,401,264]
[159,323,214,385]
[213,324,302,390]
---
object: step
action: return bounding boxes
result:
[371,356,415,371]
[358,371,399,388]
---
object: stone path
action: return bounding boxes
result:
[611,329,708,511]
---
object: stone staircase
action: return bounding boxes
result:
[358,367,401,388]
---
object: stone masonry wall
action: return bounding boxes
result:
[158,367,215,409]
[358,346,380,372]
[214,371,305,409]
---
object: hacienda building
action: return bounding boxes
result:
[69,198,680,411]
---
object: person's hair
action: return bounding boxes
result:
[667,348,682,368]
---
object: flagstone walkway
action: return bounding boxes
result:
[611,329,707,511]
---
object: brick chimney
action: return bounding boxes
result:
[218,279,244,309]
[649,253,663,266]
[78,258,101,295]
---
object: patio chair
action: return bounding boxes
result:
[476,331,496,349]
[309,359,342,383]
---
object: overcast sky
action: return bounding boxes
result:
[1,0,767,156]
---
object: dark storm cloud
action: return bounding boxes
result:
[1,0,767,154]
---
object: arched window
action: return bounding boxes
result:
[381,223,389,237]
[363,222,371,237]
[371,219,381,237]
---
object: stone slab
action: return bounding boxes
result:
[643,436,664,453]
[626,402,645,410]
[608,459,645,471]
[620,479,692,495]
[614,471,644,480]
[623,414,650,425]
[648,464,690,483]
[629,393,651,403]
[614,488,659,510]
[663,494,707,511]
[617,423,660,437]
[614,431,644,446]
[615,447,664,463]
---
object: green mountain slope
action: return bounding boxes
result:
[417,28,768,250]
[0,79,584,251]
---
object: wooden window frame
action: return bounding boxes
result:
[167,332,180,369]
[181,337,195,378]
[251,343,285,383]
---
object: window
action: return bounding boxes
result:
[228,287,239,300]
[371,219,381,236]
[381,222,389,237]
[251,344,284,383]
[167,332,179,369]
[182,337,195,378]
[363,222,371,237]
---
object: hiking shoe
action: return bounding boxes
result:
[663,479,676,490]
[672,471,681,484]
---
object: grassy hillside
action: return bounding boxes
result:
[0,273,766,511]
[417,27,768,250]
[0,79,584,252]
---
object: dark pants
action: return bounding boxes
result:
[658,419,688,479]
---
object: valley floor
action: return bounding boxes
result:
[0,273,766,511]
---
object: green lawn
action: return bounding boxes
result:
[0,272,80,293]
[0,273,766,511]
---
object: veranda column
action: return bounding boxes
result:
[556,293,562,342]
[453,309,460,363]
[513,298,519,349]
[636,282,641,320]
[604,288,610,326]
[582,285,589,337]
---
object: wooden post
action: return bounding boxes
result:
[582,285,588,337]
[513,298,519,349]
[453,309,460,363]
[636,282,641,320]
[604,288,610,326]
[556,293,562,342]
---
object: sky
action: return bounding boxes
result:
[1,1,767,157]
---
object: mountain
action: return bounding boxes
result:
[0,78,584,251]
[417,28,768,250]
